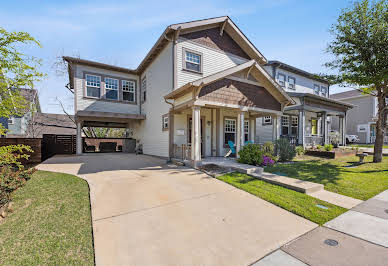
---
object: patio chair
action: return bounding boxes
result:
[224,141,236,157]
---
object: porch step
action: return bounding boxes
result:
[250,172,324,194]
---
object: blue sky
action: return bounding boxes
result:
[1,0,352,114]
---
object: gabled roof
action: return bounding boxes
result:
[165,60,294,106]
[287,92,354,109]
[266,60,329,84]
[330,89,365,100]
[64,16,267,75]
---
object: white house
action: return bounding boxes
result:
[64,16,352,166]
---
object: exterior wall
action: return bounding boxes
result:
[263,65,329,96]
[73,65,140,114]
[331,95,375,143]
[176,37,248,88]
[255,117,273,143]
[132,42,173,158]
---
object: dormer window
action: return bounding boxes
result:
[278,73,286,87]
[86,74,101,98]
[184,49,202,73]
[321,86,328,97]
[288,76,296,90]
[105,78,119,100]
[313,84,320,95]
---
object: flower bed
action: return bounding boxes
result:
[305,148,357,159]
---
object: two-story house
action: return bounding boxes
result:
[64,16,352,167]
[331,90,388,144]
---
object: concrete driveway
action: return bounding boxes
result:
[37,153,316,266]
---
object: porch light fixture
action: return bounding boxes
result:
[207,121,211,126]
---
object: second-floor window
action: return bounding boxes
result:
[278,73,286,87]
[288,77,296,90]
[105,78,119,100]
[321,86,328,97]
[184,50,202,73]
[122,80,136,102]
[86,74,101,98]
[141,77,146,103]
[313,84,320,95]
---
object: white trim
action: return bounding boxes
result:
[225,76,262,86]
[194,100,283,115]
[85,74,101,99]
[104,77,119,100]
[122,80,136,102]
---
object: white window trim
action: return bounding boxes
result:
[263,116,272,125]
[224,118,236,145]
[278,73,286,87]
[288,76,296,90]
[8,117,14,125]
[104,77,119,100]
[122,80,136,103]
[141,77,147,103]
[85,74,101,99]
[321,86,328,97]
[162,114,169,131]
[183,48,203,74]
[313,84,320,95]
[244,120,249,141]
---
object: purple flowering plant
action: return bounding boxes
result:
[262,156,275,166]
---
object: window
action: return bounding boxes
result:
[263,116,272,125]
[122,80,136,102]
[278,73,286,87]
[141,77,146,103]
[86,74,101,98]
[105,78,118,100]
[288,77,296,90]
[184,50,201,73]
[313,84,320,95]
[244,120,249,142]
[321,86,328,97]
[8,117,14,125]
[281,116,289,135]
[224,118,236,145]
[311,119,318,135]
[291,116,298,135]
[162,114,169,131]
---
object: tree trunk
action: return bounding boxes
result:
[373,92,386,163]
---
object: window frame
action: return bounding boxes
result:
[224,118,236,146]
[313,84,320,95]
[281,116,290,136]
[244,120,249,142]
[182,48,203,74]
[8,117,14,125]
[162,114,169,131]
[262,116,272,126]
[85,74,101,99]
[277,73,286,87]
[141,76,147,103]
[291,116,298,135]
[122,80,136,103]
[288,76,296,90]
[104,77,119,100]
[320,86,328,97]
[311,118,318,135]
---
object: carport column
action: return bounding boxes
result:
[340,114,347,146]
[76,121,83,155]
[236,111,245,158]
[298,110,305,147]
[322,112,328,145]
[191,106,201,167]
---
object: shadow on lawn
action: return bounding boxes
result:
[266,160,342,185]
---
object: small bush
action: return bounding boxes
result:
[324,144,334,151]
[316,145,323,150]
[238,144,264,166]
[274,138,296,162]
[0,144,33,170]
[0,166,36,207]
[262,156,275,166]
[295,146,305,155]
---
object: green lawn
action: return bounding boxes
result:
[349,144,388,149]
[0,170,94,265]
[218,172,347,225]
[265,155,388,201]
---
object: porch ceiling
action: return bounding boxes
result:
[76,110,145,127]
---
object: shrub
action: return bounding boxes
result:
[274,138,296,162]
[0,144,33,170]
[0,166,36,207]
[324,144,334,151]
[238,144,264,166]
[316,145,323,150]
[295,146,305,155]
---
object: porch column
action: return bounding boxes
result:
[272,115,281,141]
[76,121,83,155]
[298,110,305,146]
[168,111,174,159]
[339,114,346,146]
[236,111,245,158]
[322,112,328,145]
[191,106,201,167]
[249,118,255,143]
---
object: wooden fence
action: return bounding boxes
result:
[42,134,76,161]
[0,138,42,164]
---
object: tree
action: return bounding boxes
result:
[0,27,44,135]
[325,0,388,162]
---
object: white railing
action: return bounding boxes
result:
[370,136,388,143]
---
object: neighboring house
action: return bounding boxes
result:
[2,88,41,138]
[331,90,388,144]
[64,16,352,166]
[28,113,76,138]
